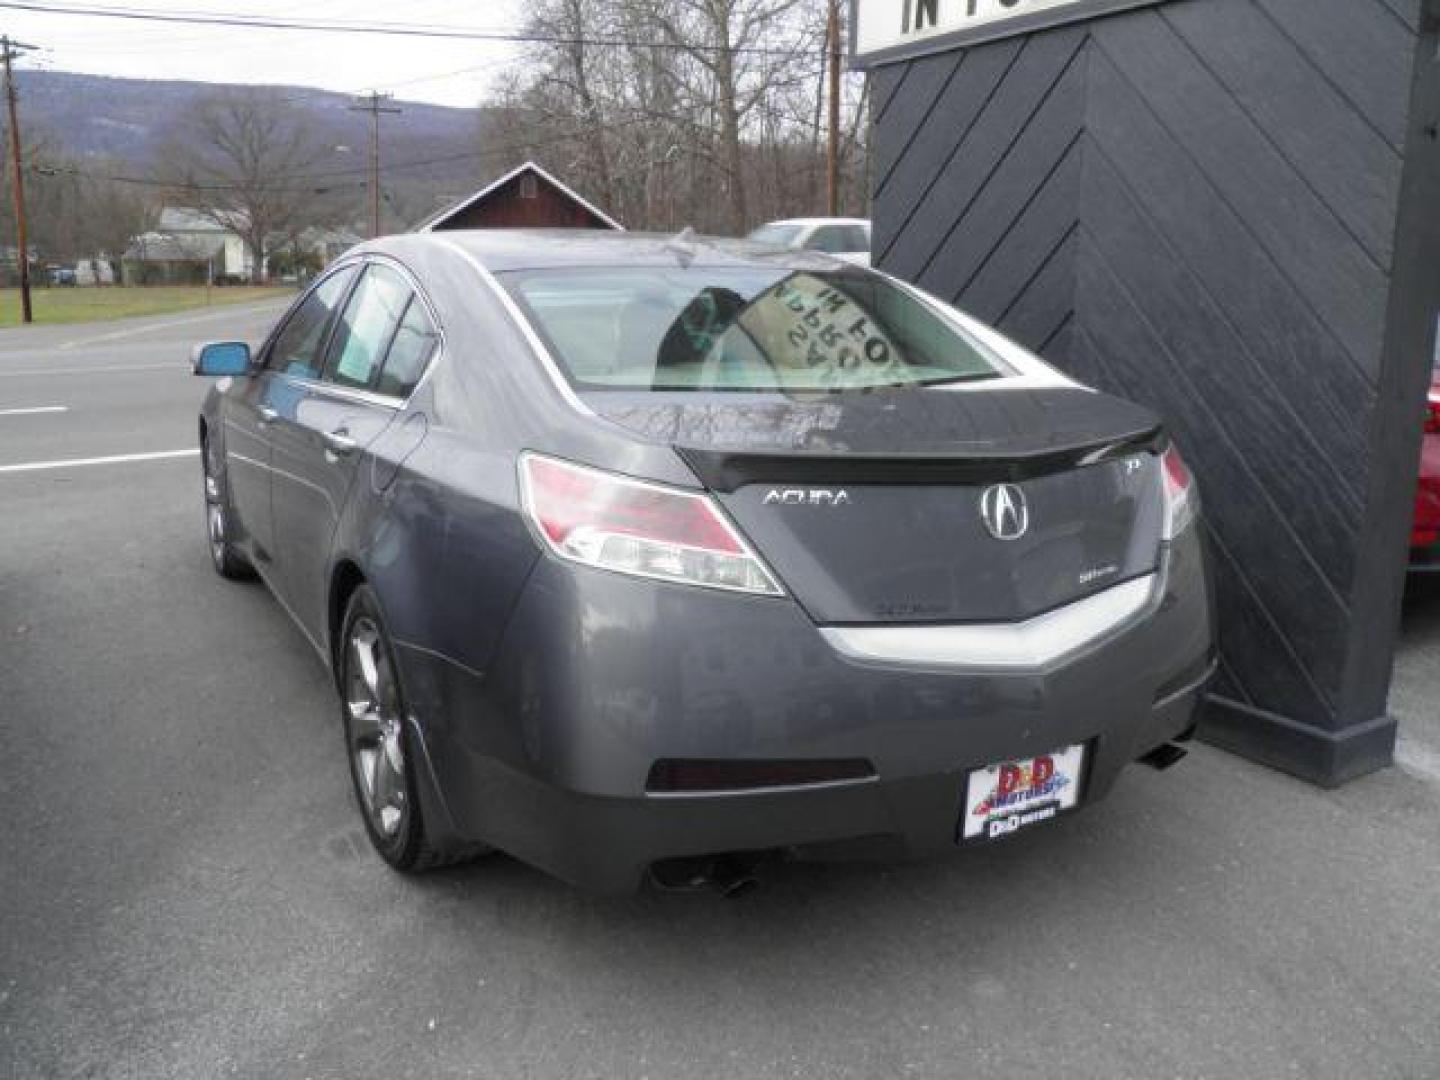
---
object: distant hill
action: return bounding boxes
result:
[15,70,502,216]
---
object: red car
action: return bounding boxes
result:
[1413,364,1440,571]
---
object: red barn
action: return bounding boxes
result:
[418,161,623,232]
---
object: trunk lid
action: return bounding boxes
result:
[590,386,1166,625]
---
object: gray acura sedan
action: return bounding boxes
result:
[193,230,1214,893]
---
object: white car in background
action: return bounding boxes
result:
[746,217,872,266]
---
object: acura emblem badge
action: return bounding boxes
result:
[979,484,1029,541]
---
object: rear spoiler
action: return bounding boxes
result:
[678,428,1166,492]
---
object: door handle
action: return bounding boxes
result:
[257,406,278,425]
[323,427,359,455]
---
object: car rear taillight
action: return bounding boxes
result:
[1161,443,1198,540]
[518,453,784,596]
[1425,391,1440,435]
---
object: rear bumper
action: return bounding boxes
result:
[1410,543,1440,573]
[410,671,1210,892]
[397,528,1214,892]
[1413,435,1440,557]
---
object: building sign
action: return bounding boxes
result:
[851,0,1165,68]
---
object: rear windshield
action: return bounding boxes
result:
[500,267,1010,392]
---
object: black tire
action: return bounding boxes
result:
[201,432,254,581]
[337,584,487,872]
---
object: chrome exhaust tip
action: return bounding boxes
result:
[648,853,766,897]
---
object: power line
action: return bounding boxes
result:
[0,1,815,56]
[30,141,513,191]
[14,50,829,114]
[267,57,515,105]
[23,106,763,192]
[27,161,367,192]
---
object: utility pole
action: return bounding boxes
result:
[826,0,841,217]
[349,91,401,240]
[3,36,35,324]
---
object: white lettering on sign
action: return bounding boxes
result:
[854,0,1153,66]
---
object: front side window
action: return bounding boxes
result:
[502,267,1010,393]
[265,266,357,378]
[324,264,411,390]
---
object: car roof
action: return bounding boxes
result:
[755,217,870,230]
[395,228,863,273]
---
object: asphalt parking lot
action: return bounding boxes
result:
[2,302,1439,1080]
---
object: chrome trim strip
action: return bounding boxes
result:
[820,574,1157,669]
[279,375,406,411]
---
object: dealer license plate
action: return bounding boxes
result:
[961,744,1087,843]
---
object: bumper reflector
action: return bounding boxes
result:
[646,758,876,794]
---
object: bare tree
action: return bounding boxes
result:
[81,167,156,279]
[158,89,327,282]
[648,0,811,232]
[0,125,154,280]
[488,0,867,235]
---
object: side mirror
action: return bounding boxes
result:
[192,341,251,377]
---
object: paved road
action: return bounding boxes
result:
[2,302,1439,1080]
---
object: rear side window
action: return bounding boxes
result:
[325,264,410,390]
[376,298,439,399]
[265,267,356,378]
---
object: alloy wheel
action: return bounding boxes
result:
[203,448,226,570]
[345,618,408,838]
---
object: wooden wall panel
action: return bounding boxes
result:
[871,0,1440,783]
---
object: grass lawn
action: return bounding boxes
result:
[0,285,295,328]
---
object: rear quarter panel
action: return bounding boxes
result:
[325,235,691,696]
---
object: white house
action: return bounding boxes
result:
[123,207,254,284]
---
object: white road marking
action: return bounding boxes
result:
[55,299,290,351]
[0,363,180,378]
[0,405,68,416]
[0,448,198,474]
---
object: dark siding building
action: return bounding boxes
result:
[861,0,1440,784]
[420,162,623,232]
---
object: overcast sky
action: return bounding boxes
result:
[6,0,530,108]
